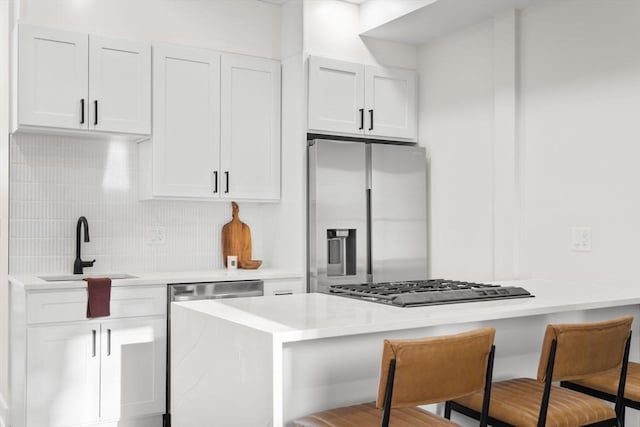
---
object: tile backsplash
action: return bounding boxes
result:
[9,133,269,275]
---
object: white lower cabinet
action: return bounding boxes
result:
[26,324,101,427]
[26,318,165,427]
[100,318,166,421]
[13,285,167,427]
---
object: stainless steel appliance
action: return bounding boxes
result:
[308,139,428,292]
[165,280,263,426]
[328,279,532,307]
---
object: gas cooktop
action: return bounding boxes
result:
[327,279,533,307]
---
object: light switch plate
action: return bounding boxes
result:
[571,227,592,252]
[145,226,166,245]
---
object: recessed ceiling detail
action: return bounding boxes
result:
[360,0,538,45]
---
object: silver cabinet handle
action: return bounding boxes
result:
[92,329,96,357]
[274,291,293,296]
[107,329,112,356]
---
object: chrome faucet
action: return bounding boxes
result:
[74,216,96,274]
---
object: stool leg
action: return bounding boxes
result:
[444,401,452,419]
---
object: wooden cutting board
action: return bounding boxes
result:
[221,202,252,267]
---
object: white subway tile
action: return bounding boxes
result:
[9,134,271,275]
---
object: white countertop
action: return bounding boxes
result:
[9,268,304,290]
[174,279,640,342]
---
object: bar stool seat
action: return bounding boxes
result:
[454,378,616,427]
[449,316,633,427]
[293,402,459,427]
[565,362,640,402]
[292,327,496,427]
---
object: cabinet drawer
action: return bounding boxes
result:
[27,285,166,324]
[263,279,305,296]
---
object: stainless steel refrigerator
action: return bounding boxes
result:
[308,139,428,293]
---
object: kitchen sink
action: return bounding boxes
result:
[38,273,138,282]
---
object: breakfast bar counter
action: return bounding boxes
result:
[170,279,640,427]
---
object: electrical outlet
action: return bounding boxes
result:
[571,227,592,252]
[145,226,166,245]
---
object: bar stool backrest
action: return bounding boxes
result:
[375,327,496,409]
[536,316,633,382]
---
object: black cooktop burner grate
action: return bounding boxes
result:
[328,279,533,307]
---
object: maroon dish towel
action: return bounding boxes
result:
[86,278,112,318]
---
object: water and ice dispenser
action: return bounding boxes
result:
[326,229,356,276]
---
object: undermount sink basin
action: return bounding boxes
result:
[38,273,138,282]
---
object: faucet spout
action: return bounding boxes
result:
[74,216,96,274]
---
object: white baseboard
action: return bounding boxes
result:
[0,391,7,427]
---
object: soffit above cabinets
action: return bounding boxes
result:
[359,0,539,45]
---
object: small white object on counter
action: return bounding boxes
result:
[226,256,238,269]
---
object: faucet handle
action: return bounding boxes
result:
[83,259,96,268]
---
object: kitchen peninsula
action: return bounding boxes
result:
[170,279,640,427]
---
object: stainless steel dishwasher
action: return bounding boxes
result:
[164,280,264,427]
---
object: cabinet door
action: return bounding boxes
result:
[18,24,88,130]
[100,318,166,421]
[364,66,417,140]
[308,56,365,135]
[26,324,100,427]
[152,44,221,198]
[221,54,281,200]
[89,35,151,134]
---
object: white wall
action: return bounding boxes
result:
[0,0,10,423]
[419,0,640,284]
[303,0,416,69]
[17,0,281,59]
[359,0,434,34]
[264,0,306,275]
[519,0,640,282]
[418,20,495,281]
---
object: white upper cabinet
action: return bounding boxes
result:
[15,24,151,137]
[89,35,151,134]
[365,66,417,140]
[149,44,221,198]
[140,46,281,202]
[18,24,89,130]
[307,56,417,142]
[308,56,365,135]
[221,54,281,201]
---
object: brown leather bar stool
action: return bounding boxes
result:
[561,361,640,425]
[293,327,496,427]
[449,316,633,427]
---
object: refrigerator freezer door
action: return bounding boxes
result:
[309,140,368,293]
[371,144,428,282]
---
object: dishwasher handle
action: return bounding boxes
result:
[169,280,264,301]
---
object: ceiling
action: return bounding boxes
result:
[361,0,538,45]
[259,0,366,4]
